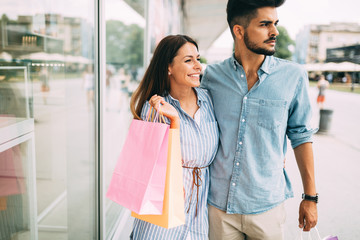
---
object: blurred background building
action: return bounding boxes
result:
[294,22,360,64]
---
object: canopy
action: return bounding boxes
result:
[304,62,360,72]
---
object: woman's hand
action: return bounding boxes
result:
[149,95,180,129]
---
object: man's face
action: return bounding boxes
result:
[242,7,279,56]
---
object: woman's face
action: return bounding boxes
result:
[168,42,202,89]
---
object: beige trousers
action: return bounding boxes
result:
[208,203,286,240]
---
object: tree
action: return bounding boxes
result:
[106,20,144,67]
[274,26,295,60]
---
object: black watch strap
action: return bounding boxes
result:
[302,193,318,203]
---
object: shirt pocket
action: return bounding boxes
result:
[257,99,287,130]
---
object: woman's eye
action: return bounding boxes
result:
[185,59,191,63]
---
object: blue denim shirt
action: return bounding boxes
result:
[201,55,317,214]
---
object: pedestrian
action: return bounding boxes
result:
[317,75,329,109]
[201,0,318,239]
[82,65,95,109]
[129,35,219,239]
[326,73,333,83]
[39,66,50,104]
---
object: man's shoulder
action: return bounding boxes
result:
[271,57,306,74]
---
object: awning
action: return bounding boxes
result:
[304,62,360,72]
[183,0,228,53]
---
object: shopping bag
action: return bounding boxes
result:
[106,108,170,215]
[132,128,185,229]
[298,227,338,240]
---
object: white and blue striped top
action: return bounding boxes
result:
[130,87,219,240]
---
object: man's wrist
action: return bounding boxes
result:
[302,193,319,203]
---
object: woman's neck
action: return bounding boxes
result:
[169,86,199,118]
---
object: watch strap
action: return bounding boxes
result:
[302,193,318,203]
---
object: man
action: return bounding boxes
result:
[201,0,318,239]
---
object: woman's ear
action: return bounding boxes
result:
[233,25,244,40]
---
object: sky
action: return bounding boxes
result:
[277,0,360,39]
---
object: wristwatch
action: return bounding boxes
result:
[302,193,319,203]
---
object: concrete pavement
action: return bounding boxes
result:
[284,86,360,239]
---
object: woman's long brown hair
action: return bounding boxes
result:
[130,34,198,119]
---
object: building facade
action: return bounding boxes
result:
[327,44,360,64]
[294,22,360,64]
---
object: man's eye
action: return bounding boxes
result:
[185,59,191,63]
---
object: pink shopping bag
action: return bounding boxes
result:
[106,109,170,215]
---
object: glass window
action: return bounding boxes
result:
[103,0,183,238]
[1,0,97,239]
[104,0,145,238]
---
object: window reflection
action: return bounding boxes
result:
[104,0,145,238]
[0,145,28,240]
[1,0,96,239]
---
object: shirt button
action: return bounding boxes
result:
[232,183,236,186]
[242,119,245,122]
[244,96,248,100]
[236,162,239,166]
[241,74,244,78]
[239,141,243,145]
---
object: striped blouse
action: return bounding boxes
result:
[130,87,219,240]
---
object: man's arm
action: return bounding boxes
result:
[294,142,318,231]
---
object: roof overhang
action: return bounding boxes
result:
[182,0,229,52]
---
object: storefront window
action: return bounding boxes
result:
[104,0,145,238]
[1,1,97,239]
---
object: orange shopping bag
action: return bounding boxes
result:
[132,129,185,229]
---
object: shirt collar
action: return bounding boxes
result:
[166,87,205,107]
[231,53,273,75]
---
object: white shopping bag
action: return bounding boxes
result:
[298,227,338,240]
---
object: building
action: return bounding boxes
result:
[294,22,360,64]
[327,44,360,64]
[0,0,228,239]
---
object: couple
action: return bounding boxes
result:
[130,0,318,239]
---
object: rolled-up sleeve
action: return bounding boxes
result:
[286,69,318,148]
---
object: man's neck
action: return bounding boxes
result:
[234,48,265,74]
[234,47,267,91]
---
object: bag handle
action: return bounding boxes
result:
[146,104,166,123]
[298,227,322,240]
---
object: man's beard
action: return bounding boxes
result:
[244,31,276,56]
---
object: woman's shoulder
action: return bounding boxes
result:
[195,87,210,99]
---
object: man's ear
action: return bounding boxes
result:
[233,25,244,40]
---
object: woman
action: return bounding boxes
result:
[317,75,329,109]
[130,35,219,239]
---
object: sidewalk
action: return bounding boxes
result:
[284,86,360,239]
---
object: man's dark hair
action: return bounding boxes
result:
[227,0,285,37]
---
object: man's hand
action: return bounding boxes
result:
[298,200,318,231]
